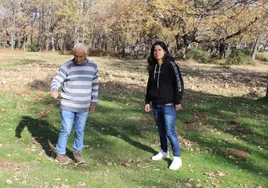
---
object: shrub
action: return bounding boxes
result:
[59,50,72,55]
[88,49,109,56]
[255,52,268,62]
[210,52,219,59]
[25,43,40,52]
[226,49,255,65]
[187,49,213,64]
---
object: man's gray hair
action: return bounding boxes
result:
[73,43,88,54]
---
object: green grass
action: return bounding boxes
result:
[256,52,268,62]
[0,51,267,187]
[263,54,268,62]
[0,50,71,68]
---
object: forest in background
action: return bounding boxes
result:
[0,0,268,60]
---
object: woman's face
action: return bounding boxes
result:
[153,45,166,61]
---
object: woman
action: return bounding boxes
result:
[145,41,184,170]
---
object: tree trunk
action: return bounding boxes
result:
[51,36,55,52]
[46,37,49,51]
[266,77,268,98]
[219,42,227,59]
[266,85,268,98]
[23,34,27,51]
[11,33,15,50]
[252,36,260,60]
[175,35,188,59]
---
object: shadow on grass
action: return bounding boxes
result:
[85,85,268,179]
[181,90,268,177]
[90,119,156,155]
[181,63,267,88]
[32,65,267,181]
[15,116,71,159]
[105,58,267,89]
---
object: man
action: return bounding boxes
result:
[50,43,99,164]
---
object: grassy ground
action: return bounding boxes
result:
[0,50,267,187]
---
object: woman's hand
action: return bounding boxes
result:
[145,104,151,112]
[175,104,182,111]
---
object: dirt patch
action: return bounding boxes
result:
[0,63,56,93]
[180,60,267,98]
[0,52,267,99]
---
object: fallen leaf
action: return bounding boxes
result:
[76,182,86,187]
[6,179,12,185]
[230,120,241,126]
[121,162,131,167]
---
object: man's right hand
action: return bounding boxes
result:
[50,91,59,99]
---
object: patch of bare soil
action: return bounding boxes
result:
[179,60,268,98]
[0,63,57,93]
[0,55,267,99]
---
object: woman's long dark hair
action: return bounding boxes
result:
[147,41,174,73]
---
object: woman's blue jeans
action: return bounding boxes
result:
[152,104,181,157]
[56,110,89,154]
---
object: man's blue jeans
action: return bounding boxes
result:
[56,110,89,154]
[152,104,181,157]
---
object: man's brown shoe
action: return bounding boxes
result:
[55,154,72,164]
[73,152,85,164]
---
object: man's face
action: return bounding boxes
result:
[73,49,87,65]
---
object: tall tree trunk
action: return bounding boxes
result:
[252,35,260,60]
[51,36,55,52]
[175,35,187,58]
[23,34,26,51]
[30,21,34,45]
[23,41,26,51]
[46,36,49,51]
[266,85,268,98]
[219,42,228,59]
[266,76,268,98]
[11,33,15,50]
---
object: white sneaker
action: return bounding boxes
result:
[169,156,182,170]
[152,150,169,160]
